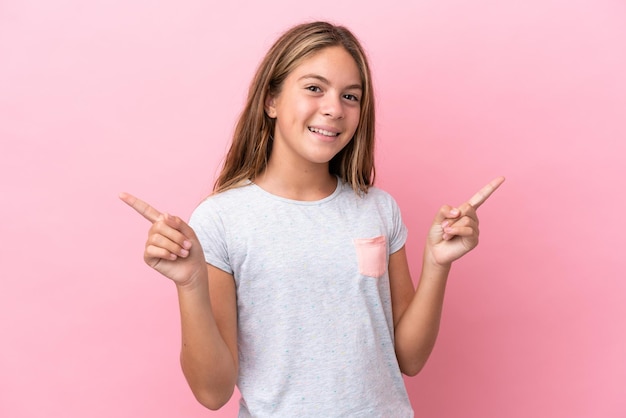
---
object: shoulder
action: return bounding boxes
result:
[199,183,257,207]
[189,184,258,221]
[347,183,401,209]
[333,182,404,222]
[365,185,396,201]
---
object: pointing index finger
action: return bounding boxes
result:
[119,192,162,223]
[467,176,506,209]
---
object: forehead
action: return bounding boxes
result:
[290,46,362,86]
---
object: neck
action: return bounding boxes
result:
[255,158,337,201]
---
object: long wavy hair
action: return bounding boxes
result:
[213,21,376,194]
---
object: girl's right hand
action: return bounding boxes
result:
[119,192,206,287]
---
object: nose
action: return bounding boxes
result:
[321,94,344,120]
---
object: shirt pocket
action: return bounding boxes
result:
[353,235,387,278]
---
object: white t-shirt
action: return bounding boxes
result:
[189,179,414,417]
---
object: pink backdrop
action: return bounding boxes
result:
[1,0,624,417]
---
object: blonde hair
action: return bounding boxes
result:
[214,21,376,194]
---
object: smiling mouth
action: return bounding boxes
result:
[308,127,340,137]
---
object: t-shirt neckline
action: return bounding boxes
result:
[250,176,344,205]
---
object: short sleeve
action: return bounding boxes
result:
[188,198,233,274]
[387,194,408,255]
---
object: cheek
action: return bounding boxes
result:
[294,100,316,122]
[347,109,361,135]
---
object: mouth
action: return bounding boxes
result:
[308,126,340,137]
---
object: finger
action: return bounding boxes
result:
[467,176,505,209]
[434,205,461,225]
[145,244,180,263]
[456,202,478,223]
[147,232,190,259]
[442,227,474,241]
[443,219,478,238]
[119,192,162,223]
[161,212,199,243]
[152,214,193,252]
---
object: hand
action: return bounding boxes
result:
[425,176,505,268]
[119,192,206,286]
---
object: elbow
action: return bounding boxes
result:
[180,353,237,411]
[192,386,234,411]
[396,347,431,377]
[198,397,228,411]
[184,368,236,411]
[395,338,436,377]
[400,360,426,377]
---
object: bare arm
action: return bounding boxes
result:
[390,177,505,376]
[390,247,449,376]
[177,264,238,410]
[119,193,238,410]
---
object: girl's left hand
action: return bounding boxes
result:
[425,176,505,268]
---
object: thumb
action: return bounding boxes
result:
[162,213,199,241]
[433,204,461,226]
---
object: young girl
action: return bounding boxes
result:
[120,21,504,417]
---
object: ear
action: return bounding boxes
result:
[264,94,277,119]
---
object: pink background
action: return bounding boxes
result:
[1,0,625,417]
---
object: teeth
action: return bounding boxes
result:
[309,127,339,137]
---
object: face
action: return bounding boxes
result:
[265,46,362,169]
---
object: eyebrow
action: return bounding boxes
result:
[298,74,362,91]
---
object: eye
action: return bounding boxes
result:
[306,85,322,93]
[343,94,360,102]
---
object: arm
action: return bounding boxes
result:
[390,246,449,376]
[177,263,238,410]
[119,193,238,410]
[390,177,505,376]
